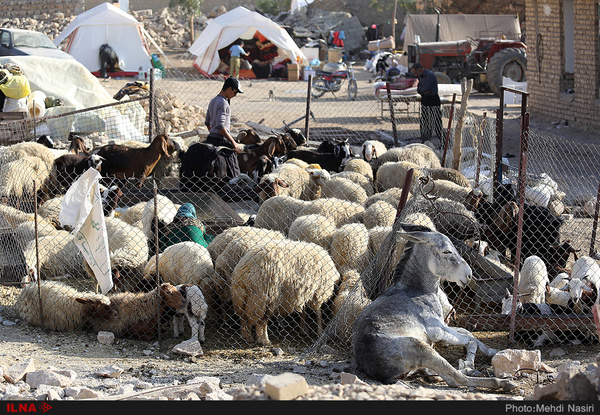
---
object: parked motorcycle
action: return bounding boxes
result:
[311,61,358,100]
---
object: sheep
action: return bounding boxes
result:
[254,195,311,234]
[343,158,374,182]
[362,200,397,229]
[330,268,371,341]
[288,214,336,249]
[0,204,36,228]
[141,194,178,254]
[143,241,216,287]
[173,284,208,343]
[230,239,341,345]
[517,255,550,304]
[375,160,422,192]
[95,134,176,186]
[207,225,285,261]
[333,170,375,196]
[255,162,311,203]
[364,187,405,209]
[116,200,146,227]
[47,153,104,196]
[361,140,387,162]
[421,179,472,204]
[298,197,365,228]
[329,222,370,274]
[0,141,56,170]
[212,229,286,304]
[15,280,117,332]
[306,168,331,199]
[78,282,185,341]
[319,176,368,205]
[284,157,310,169]
[22,232,86,280]
[0,156,51,200]
[13,217,61,249]
[371,144,441,172]
[567,256,600,313]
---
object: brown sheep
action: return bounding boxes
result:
[95,134,176,186]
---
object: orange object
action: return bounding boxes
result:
[255,31,268,43]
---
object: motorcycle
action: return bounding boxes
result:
[311,61,358,100]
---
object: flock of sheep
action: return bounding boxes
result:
[1,128,596,353]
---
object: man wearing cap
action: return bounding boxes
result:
[204,77,244,181]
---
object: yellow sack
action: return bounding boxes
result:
[0,69,31,99]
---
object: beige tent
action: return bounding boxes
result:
[403,14,522,51]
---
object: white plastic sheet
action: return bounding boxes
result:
[59,168,113,294]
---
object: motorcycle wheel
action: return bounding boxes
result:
[311,76,328,98]
[347,78,358,100]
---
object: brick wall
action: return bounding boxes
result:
[0,0,84,17]
[526,0,600,130]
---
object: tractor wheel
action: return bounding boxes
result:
[486,47,527,96]
[435,72,452,84]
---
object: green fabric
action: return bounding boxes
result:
[159,224,210,253]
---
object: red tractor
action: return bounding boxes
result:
[407,36,527,95]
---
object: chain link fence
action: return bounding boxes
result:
[1,70,599,359]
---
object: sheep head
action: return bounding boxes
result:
[159,283,185,309]
[76,298,119,321]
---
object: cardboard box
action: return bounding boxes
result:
[328,48,342,63]
[287,63,299,81]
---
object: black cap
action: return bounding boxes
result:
[223,77,243,93]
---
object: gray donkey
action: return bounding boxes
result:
[353,224,517,391]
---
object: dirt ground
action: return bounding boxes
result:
[1,52,600,401]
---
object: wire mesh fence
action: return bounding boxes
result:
[0,71,599,360]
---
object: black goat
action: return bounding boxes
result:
[285,138,355,172]
[49,154,104,196]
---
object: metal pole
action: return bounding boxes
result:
[589,183,600,257]
[385,82,399,146]
[148,68,154,140]
[305,75,312,141]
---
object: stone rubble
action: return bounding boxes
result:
[1,352,599,401]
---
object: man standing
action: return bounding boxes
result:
[205,77,243,181]
[229,40,249,78]
[412,63,444,145]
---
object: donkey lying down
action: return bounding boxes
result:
[353,224,517,391]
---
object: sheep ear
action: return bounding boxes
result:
[276,178,289,188]
[76,298,95,305]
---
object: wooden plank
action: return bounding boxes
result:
[456,314,597,332]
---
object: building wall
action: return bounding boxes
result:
[526,0,600,130]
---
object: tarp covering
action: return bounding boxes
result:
[403,14,522,51]
[189,6,308,75]
[53,2,152,74]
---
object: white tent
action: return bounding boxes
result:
[53,2,152,76]
[189,6,307,76]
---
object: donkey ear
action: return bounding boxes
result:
[396,230,428,244]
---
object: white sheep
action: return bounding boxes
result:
[254,195,311,234]
[230,239,341,345]
[362,200,397,229]
[320,176,368,205]
[144,241,216,287]
[426,167,472,188]
[329,222,370,274]
[15,280,115,332]
[361,140,387,163]
[213,228,286,304]
[0,141,56,170]
[330,268,371,341]
[288,214,337,249]
[422,179,472,204]
[298,197,365,228]
[364,187,406,209]
[0,204,35,228]
[334,170,375,196]
[0,156,51,199]
[141,194,178,242]
[256,162,311,203]
[343,158,374,182]
[375,160,422,192]
[517,255,549,304]
[207,225,283,261]
[14,218,60,249]
[371,144,441,172]
[23,231,86,280]
[173,284,208,343]
[116,200,146,227]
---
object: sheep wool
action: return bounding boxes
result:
[0,156,51,198]
[15,280,111,331]
[117,201,146,227]
[364,187,406,209]
[371,144,441,171]
[144,241,216,287]
[329,222,370,274]
[422,179,472,204]
[320,176,368,205]
[330,268,371,341]
[298,197,365,228]
[0,204,34,228]
[288,214,337,249]
[343,158,374,182]
[334,170,375,196]
[141,194,178,240]
[207,225,284,261]
[362,200,397,229]
[254,195,310,234]
[230,239,341,346]
[23,232,86,279]
[0,141,56,170]
[375,160,422,192]
[518,255,549,304]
